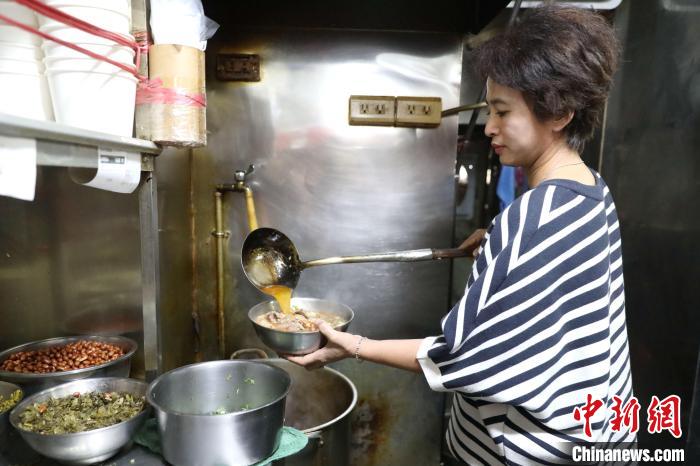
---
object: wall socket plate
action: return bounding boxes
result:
[348,95,396,126]
[395,96,442,127]
[348,95,443,127]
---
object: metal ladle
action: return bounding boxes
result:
[241,227,470,289]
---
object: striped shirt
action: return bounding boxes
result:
[418,171,635,465]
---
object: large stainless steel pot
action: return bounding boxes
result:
[0,336,137,395]
[230,351,357,466]
[147,360,291,466]
[266,359,357,466]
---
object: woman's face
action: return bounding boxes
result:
[484,79,561,167]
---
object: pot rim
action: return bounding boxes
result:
[146,360,292,417]
[261,358,358,434]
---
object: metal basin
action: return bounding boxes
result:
[0,335,138,395]
[0,381,22,439]
[9,377,149,465]
[248,297,354,355]
[147,360,291,466]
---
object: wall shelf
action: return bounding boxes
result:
[0,113,160,170]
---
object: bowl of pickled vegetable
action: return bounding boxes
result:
[9,377,149,465]
[0,381,23,437]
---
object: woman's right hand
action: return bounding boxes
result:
[283,320,358,370]
[458,228,487,258]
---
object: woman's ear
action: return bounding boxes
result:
[551,111,574,132]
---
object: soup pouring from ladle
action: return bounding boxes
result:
[241,227,470,290]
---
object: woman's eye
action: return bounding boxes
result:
[496,111,508,117]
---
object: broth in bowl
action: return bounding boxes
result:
[255,307,346,333]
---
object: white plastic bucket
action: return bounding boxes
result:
[43,0,131,14]
[39,24,133,47]
[0,24,41,46]
[0,70,53,120]
[38,5,131,33]
[43,42,134,63]
[0,43,42,60]
[0,57,43,74]
[47,69,136,136]
[0,1,38,27]
[45,56,133,74]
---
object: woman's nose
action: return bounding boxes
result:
[484,116,497,138]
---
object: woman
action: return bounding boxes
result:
[288,5,634,464]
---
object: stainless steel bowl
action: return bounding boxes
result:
[147,360,291,466]
[248,297,354,355]
[0,381,22,438]
[9,377,149,465]
[0,335,137,395]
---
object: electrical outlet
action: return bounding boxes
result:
[395,96,442,127]
[348,95,396,126]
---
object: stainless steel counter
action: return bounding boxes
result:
[0,427,167,466]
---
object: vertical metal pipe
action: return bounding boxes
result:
[244,186,259,231]
[139,167,162,381]
[214,191,226,358]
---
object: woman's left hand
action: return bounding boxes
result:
[284,320,358,370]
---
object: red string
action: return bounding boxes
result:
[0,0,146,81]
[135,78,206,107]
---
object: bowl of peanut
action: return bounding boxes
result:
[0,336,137,395]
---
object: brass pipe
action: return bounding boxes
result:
[213,191,227,358]
[212,176,258,360]
[244,186,259,231]
[441,101,488,117]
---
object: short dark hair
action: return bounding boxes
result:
[473,5,620,152]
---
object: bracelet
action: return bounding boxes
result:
[354,336,366,362]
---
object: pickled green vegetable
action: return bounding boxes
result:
[18,391,145,434]
[0,389,21,413]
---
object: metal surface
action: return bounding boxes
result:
[262,359,357,466]
[0,161,146,382]
[249,298,354,355]
[151,148,196,372]
[599,0,700,452]
[139,171,162,381]
[242,227,468,289]
[0,112,160,157]
[0,336,137,395]
[185,29,460,465]
[9,377,149,465]
[147,360,290,466]
[1,428,167,466]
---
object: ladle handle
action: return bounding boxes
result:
[304,247,470,267]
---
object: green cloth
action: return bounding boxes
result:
[134,418,308,465]
[252,427,308,466]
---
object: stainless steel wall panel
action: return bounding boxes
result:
[189,29,462,465]
[0,167,144,375]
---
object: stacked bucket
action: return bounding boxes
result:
[0,0,136,136]
[0,0,52,120]
[40,0,136,136]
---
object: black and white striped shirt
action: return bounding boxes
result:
[418,172,635,465]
